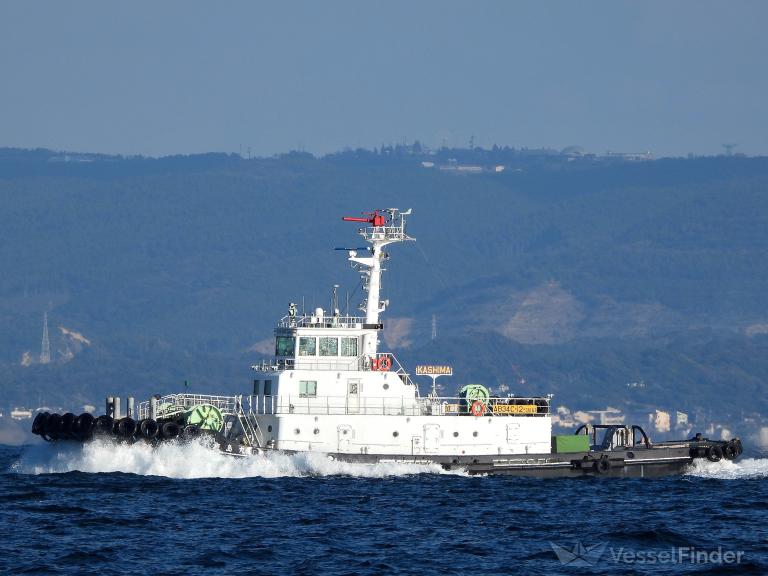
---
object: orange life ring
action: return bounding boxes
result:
[470,400,485,417]
[378,356,392,372]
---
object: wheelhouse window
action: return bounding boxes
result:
[319,337,338,356]
[341,337,358,357]
[253,379,260,395]
[299,337,316,356]
[299,380,317,397]
[275,336,295,357]
[264,380,272,396]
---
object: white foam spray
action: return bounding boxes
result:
[685,457,768,480]
[12,438,465,479]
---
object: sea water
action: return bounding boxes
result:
[1,440,767,575]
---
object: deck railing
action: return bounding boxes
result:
[137,393,241,420]
[251,352,418,389]
[277,314,368,329]
[257,395,549,417]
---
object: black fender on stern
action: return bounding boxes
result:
[161,421,181,440]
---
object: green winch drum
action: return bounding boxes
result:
[184,404,224,432]
[458,384,490,413]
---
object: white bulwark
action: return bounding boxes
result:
[250,209,551,457]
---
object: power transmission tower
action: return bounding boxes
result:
[722,143,737,156]
[431,314,437,341]
[40,312,51,364]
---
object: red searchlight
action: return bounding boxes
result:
[342,210,386,227]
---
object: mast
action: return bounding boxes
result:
[342,208,413,357]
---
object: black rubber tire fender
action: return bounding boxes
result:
[593,458,611,474]
[707,445,723,462]
[45,413,63,440]
[723,443,738,460]
[161,421,181,440]
[94,415,114,435]
[73,413,95,440]
[32,412,49,435]
[60,413,76,439]
[117,417,137,437]
[139,419,160,440]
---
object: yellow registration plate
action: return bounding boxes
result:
[492,403,537,414]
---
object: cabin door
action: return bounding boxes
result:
[506,423,520,444]
[347,379,361,414]
[337,425,352,452]
[424,424,440,453]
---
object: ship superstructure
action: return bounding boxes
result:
[249,208,552,457]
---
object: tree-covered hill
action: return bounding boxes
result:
[1,147,767,431]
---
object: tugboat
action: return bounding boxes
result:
[32,208,743,477]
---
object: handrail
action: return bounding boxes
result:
[137,393,239,420]
[277,314,369,329]
[252,356,365,372]
[258,395,549,417]
[136,392,549,422]
[252,351,419,385]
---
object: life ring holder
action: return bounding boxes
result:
[378,355,393,372]
[470,400,485,417]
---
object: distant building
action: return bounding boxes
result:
[588,407,625,425]
[650,410,671,433]
[605,151,653,161]
[10,407,33,420]
[573,410,594,424]
[759,427,768,450]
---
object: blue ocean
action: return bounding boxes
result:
[1,440,767,575]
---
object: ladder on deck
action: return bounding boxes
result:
[234,395,264,448]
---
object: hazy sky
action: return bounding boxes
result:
[1,1,766,157]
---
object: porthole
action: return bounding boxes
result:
[342,429,348,435]
[406,417,411,423]
[383,383,390,390]
[294,428,300,435]
[393,431,399,437]
[453,431,459,438]
[267,425,273,432]
[473,431,478,437]
[313,428,320,435]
